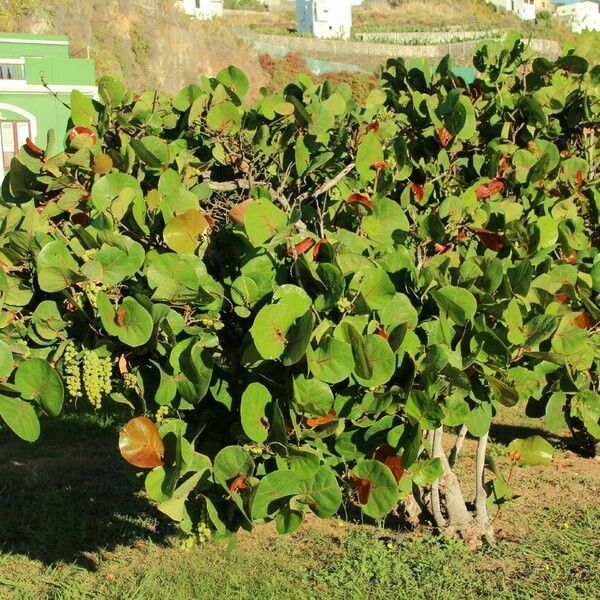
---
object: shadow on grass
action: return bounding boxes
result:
[0,412,173,570]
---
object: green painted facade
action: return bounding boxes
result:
[0,32,96,178]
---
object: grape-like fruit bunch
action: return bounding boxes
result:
[81,350,113,409]
[63,342,83,400]
[155,405,170,423]
[81,282,111,309]
[122,372,138,390]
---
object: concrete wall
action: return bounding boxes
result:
[243,30,561,62]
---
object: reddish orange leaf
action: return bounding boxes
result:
[372,444,405,483]
[372,160,387,172]
[351,474,371,504]
[571,312,597,330]
[554,292,569,304]
[576,171,584,187]
[376,324,389,341]
[560,249,577,264]
[204,214,215,228]
[26,137,44,157]
[116,308,126,327]
[119,416,164,469]
[287,237,315,257]
[313,238,329,259]
[306,409,336,428]
[434,243,449,254]
[471,227,505,252]
[228,200,251,226]
[366,120,380,135]
[229,474,249,493]
[411,183,425,202]
[68,126,97,144]
[476,179,504,200]
[347,193,373,209]
[437,127,453,148]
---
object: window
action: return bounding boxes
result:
[0,62,25,80]
[1,121,30,171]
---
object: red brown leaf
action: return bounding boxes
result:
[372,160,387,172]
[560,249,577,264]
[347,193,373,209]
[376,324,389,340]
[228,200,251,226]
[287,237,315,257]
[372,444,405,483]
[306,409,336,428]
[313,238,329,259]
[71,212,90,227]
[471,227,505,252]
[554,292,569,304]
[229,474,249,493]
[576,171,584,188]
[411,183,425,202]
[116,308,126,327]
[26,137,44,157]
[118,353,128,374]
[571,312,597,330]
[68,126,97,145]
[351,474,371,505]
[476,180,504,200]
[437,127,453,148]
[366,120,380,135]
[119,416,164,469]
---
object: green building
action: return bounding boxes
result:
[0,32,96,179]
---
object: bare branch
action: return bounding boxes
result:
[296,162,355,204]
[449,424,468,468]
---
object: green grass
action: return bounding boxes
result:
[0,412,599,599]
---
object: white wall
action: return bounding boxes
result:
[296,0,352,40]
[180,0,223,20]
[556,1,600,33]
[512,0,536,21]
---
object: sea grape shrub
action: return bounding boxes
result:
[0,34,598,541]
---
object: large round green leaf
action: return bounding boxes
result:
[431,286,477,325]
[214,446,254,484]
[97,293,153,347]
[0,339,13,378]
[0,394,40,442]
[349,268,396,312]
[301,466,342,519]
[508,436,555,466]
[354,335,396,388]
[352,460,398,519]
[307,337,355,384]
[163,209,210,254]
[240,382,272,443]
[244,198,288,246]
[15,358,64,417]
[251,470,303,520]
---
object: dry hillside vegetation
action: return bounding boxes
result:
[0,0,267,95]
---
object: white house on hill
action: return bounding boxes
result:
[296,0,352,40]
[180,0,223,20]
[487,0,536,20]
[555,1,600,32]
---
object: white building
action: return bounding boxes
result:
[486,0,536,20]
[296,0,352,40]
[180,0,223,20]
[556,1,600,32]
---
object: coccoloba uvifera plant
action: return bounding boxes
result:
[1,33,598,545]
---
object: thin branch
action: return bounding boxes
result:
[40,74,71,110]
[475,432,494,543]
[449,424,468,468]
[296,162,355,204]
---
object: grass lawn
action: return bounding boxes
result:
[0,411,598,600]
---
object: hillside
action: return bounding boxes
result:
[0,0,268,95]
